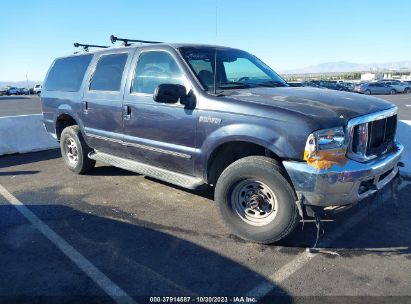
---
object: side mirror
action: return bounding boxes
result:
[153,84,187,104]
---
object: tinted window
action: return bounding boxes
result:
[223,58,271,82]
[131,51,184,94]
[45,54,93,91]
[179,47,287,91]
[89,53,128,91]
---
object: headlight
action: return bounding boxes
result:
[304,127,348,170]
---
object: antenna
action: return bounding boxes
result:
[215,4,218,41]
[73,43,108,52]
[110,35,163,46]
[213,3,218,95]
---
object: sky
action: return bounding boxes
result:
[1,0,410,82]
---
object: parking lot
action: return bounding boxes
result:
[0,95,42,117]
[1,93,411,302]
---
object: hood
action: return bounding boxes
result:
[224,87,395,127]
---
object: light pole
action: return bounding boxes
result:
[25,71,29,94]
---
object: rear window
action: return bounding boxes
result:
[89,53,128,92]
[45,54,93,92]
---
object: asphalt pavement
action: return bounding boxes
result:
[0,95,42,117]
[0,149,410,302]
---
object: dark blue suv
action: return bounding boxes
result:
[41,40,403,244]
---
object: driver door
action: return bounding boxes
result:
[122,49,198,175]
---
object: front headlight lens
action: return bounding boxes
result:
[314,127,346,150]
[304,127,347,170]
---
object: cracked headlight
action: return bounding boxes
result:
[304,127,347,170]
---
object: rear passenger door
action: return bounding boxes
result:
[374,83,387,94]
[82,50,134,156]
[122,49,197,175]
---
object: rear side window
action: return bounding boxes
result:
[45,54,93,91]
[89,53,128,91]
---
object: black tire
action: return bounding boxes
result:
[364,90,371,95]
[404,87,411,94]
[390,89,396,95]
[60,125,95,174]
[215,156,299,244]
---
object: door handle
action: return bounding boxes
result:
[83,101,88,114]
[123,105,131,120]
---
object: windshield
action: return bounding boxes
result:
[179,47,288,94]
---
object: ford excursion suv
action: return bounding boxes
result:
[41,37,403,244]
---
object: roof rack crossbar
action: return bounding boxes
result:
[73,43,109,52]
[110,35,162,46]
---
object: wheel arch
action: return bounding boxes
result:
[55,112,81,140]
[205,140,283,185]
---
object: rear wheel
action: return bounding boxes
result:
[215,156,299,244]
[404,87,411,94]
[390,89,396,95]
[60,125,95,174]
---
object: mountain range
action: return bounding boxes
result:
[281,61,411,74]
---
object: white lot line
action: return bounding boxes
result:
[405,104,411,107]
[246,180,411,297]
[0,184,136,304]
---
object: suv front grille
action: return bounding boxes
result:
[366,115,396,155]
[347,109,397,162]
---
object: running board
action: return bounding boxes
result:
[88,151,205,190]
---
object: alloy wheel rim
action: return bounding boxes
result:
[65,137,78,165]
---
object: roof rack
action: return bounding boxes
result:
[73,43,109,52]
[110,35,163,46]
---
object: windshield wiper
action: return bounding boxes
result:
[216,82,252,89]
[254,80,287,88]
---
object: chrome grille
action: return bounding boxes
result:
[347,108,397,162]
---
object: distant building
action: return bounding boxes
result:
[361,72,377,81]
[383,73,392,79]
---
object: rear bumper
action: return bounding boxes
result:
[283,143,403,207]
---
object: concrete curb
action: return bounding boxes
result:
[0,114,59,156]
[397,120,411,177]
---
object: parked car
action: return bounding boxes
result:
[41,40,402,244]
[0,87,8,96]
[5,87,20,95]
[378,80,411,94]
[288,82,303,87]
[339,82,356,92]
[319,80,350,91]
[18,88,30,95]
[302,80,325,89]
[33,84,42,95]
[353,82,396,95]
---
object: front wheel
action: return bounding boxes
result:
[390,89,396,95]
[364,90,371,95]
[215,156,299,244]
[60,125,95,174]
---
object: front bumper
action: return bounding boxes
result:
[283,143,403,207]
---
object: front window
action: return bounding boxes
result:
[179,47,288,94]
[131,51,184,95]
